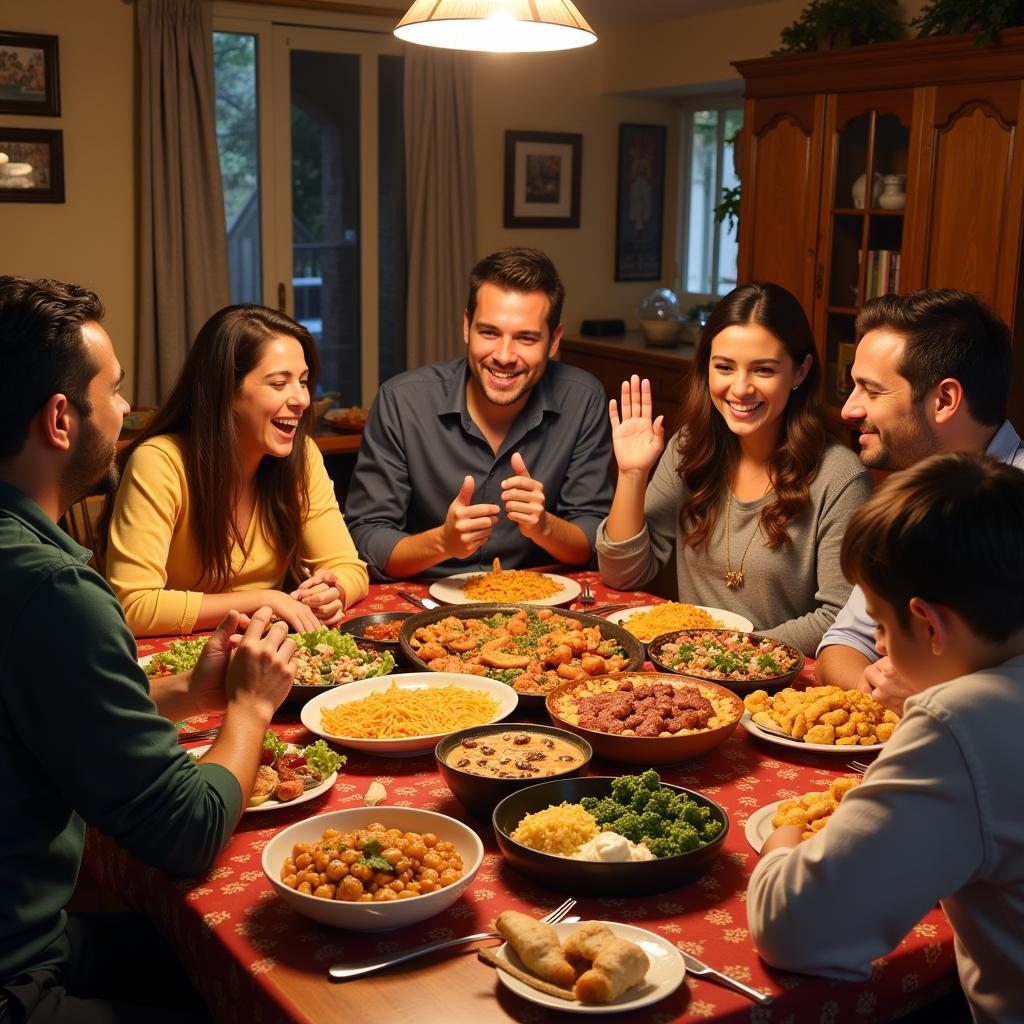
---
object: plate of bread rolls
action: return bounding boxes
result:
[485,911,684,1012]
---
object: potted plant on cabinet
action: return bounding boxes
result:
[773,0,905,54]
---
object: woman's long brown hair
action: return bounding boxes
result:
[676,282,835,549]
[100,305,320,590]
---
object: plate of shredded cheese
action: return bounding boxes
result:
[299,672,519,756]
[606,603,753,642]
[430,563,581,607]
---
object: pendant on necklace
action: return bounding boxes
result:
[724,570,744,589]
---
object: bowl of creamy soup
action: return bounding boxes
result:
[435,724,592,818]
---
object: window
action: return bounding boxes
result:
[214,31,262,306]
[212,12,406,404]
[677,99,743,310]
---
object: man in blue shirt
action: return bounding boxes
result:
[816,289,1024,713]
[0,276,297,1022]
[345,248,613,579]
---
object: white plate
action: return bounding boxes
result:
[187,743,338,814]
[299,671,518,756]
[605,604,754,637]
[495,920,684,1014]
[744,800,783,852]
[739,711,885,754]
[138,654,152,668]
[428,571,581,607]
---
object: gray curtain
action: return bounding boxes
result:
[137,0,230,403]
[403,47,477,367]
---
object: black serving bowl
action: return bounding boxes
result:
[435,723,593,819]
[339,611,410,655]
[493,776,729,896]
[648,628,805,696]
[279,639,395,709]
[400,603,645,713]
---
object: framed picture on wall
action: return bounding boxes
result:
[0,128,64,202]
[504,130,582,228]
[614,123,667,281]
[0,32,60,117]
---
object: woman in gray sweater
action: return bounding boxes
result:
[596,282,871,656]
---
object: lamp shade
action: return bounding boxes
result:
[394,0,597,53]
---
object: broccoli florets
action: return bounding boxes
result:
[595,771,722,857]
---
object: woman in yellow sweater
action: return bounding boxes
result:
[104,305,369,637]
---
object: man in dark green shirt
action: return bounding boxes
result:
[0,277,298,1022]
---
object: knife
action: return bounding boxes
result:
[677,949,773,1005]
[397,591,440,611]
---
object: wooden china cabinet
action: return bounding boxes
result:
[734,29,1024,425]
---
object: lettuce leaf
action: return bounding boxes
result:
[301,739,345,776]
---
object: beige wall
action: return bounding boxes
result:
[600,0,929,92]
[470,48,677,338]
[3,0,137,392]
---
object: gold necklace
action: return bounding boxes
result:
[724,491,762,589]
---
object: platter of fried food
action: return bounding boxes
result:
[322,405,369,431]
[744,776,861,852]
[401,604,643,703]
[605,603,753,642]
[741,685,899,752]
[299,671,518,756]
[429,559,581,607]
[488,912,684,1013]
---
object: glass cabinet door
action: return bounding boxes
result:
[817,91,912,408]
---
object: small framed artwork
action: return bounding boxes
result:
[0,128,64,202]
[835,341,857,399]
[504,130,582,229]
[0,32,60,117]
[614,123,667,281]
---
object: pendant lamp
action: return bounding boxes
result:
[394,1,597,53]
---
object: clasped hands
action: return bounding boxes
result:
[441,451,547,559]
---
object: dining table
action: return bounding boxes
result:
[84,572,958,1024]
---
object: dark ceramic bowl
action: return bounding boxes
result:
[492,776,729,896]
[545,671,743,765]
[339,611,410,659]
[435,723,593,819]
[648,629,805,696]
[400,604,645,713]
[280,639,394,710]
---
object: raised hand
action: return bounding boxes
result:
[441,475,500,559]
[501,451,547,539]
[609,374,665,476]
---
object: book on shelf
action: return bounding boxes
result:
[863,249,901,300]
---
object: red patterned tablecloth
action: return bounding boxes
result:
[86,575,956,1023]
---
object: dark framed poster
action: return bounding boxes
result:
[614,123,666,281]
[504,129,582,229]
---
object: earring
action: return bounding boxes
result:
[792,383,799,391]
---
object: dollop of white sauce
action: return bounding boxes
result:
[572,831,655,862]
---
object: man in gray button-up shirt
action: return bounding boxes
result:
[816,288,1024,712]
[345,248,613,580]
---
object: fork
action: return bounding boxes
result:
[328,897,577,980]
[177,726,221,744]
[577,581,595,606]
[847,759,873,774]
[677,949,773,1005]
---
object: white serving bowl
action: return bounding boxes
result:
[261,807,484,931]
[299,671,518,756]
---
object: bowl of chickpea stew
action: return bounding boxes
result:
[261,807,484,930]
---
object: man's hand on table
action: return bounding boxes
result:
[857,655,913,715]
[441,475,500,558]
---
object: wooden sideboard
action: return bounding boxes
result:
[558,331,695,425]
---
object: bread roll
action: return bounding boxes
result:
[575,937,649,1003]
[495,911,576,987]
